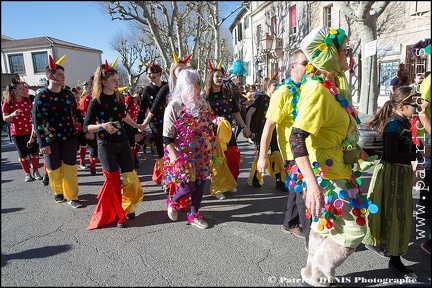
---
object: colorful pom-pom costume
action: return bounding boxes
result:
[162,69,217,227]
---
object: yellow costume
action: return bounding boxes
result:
[210,119,237,196]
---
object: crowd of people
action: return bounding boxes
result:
[2,25,430,286]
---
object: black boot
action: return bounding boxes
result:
[275,173,288,192]
[388,256,417,279]
[252,171,262,187]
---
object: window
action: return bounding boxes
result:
[32,52,48,73]
[324,5,332,28]
[8,54,25,74]
[243,16,249,30]
[256,24,262,49]
[289,6,297,35]
[237,23,243,42]
[409,1,429,15]
[271,16,277,39]
[379,61,399,95]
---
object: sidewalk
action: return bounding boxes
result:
[1,132,430,287]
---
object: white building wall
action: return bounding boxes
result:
[1,45,102,89]
[53,47,102,88]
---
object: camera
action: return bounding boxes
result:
[112,121,122,129]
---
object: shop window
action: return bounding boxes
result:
[379,61,399,95]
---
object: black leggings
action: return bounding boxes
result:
[12,134,39,158]
[85,136,98,158]
[150,123,164,158]
[77,130,98,158]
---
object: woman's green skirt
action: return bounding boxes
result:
[362,161,413,256]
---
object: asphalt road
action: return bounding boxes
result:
[1,131,430,287]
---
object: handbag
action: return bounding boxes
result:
[343,146,361,164]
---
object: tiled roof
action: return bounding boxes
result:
[1,36,102,53]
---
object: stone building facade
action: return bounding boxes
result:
[230,1,430,108]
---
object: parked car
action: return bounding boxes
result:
[357,111,383,153]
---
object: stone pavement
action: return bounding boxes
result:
[1,132,430,287]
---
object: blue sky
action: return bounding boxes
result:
[1,1,242,64]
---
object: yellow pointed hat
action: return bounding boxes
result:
[118,86,129,93]
[56,55,66,66]
[172,51,180,64]
[216,58,223,70]
[111,56,119,68]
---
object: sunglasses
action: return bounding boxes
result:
[341,47,352,57]
[400,92,421,106]
[297,61,308,66]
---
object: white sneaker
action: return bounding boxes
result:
[33,170,43,180]
[79,163,89,170]
[167,203,178,221]
[187,212,208,229]
[229,187,237,193]
[190,217,208,229]
[214,192,225,200]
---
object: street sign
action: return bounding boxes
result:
[364,40,377,57]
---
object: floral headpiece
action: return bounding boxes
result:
[300,25,347,76]
[305,62,315,74]
[310,28,345,60]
